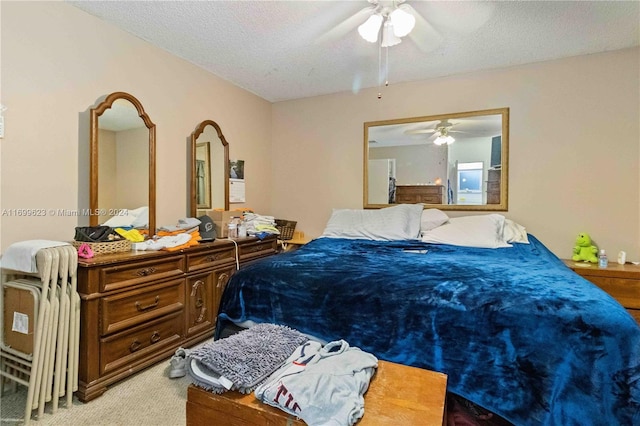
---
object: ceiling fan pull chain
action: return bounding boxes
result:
[385,46,390,87]
[377,40,383,99]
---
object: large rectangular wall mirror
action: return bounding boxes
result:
[364,107,509,211]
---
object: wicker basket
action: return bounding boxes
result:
[275,219,297,240]
[72,239,131,255]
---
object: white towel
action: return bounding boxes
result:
[0,240,71,273]
[159,217,201,232]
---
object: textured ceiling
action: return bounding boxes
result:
[68,1,640,103]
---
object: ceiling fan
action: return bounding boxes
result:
[318,1,496,52]
[405,119,464,145]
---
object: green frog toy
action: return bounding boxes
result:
[572,232,598,263]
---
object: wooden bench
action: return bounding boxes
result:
[186,360,447,425]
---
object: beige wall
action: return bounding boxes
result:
[0,1,272,251]
[1,2,638,260]
[271,48,640,258]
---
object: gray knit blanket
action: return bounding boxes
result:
[186,323,309,394]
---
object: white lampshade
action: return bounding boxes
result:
[381,20,402,47]
[358,13,383,43]
[389,6,416,38]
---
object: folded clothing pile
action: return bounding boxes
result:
[255,339,378,426]
[186,323,308,394]
[242,213,280,236]
[134,217,202,251]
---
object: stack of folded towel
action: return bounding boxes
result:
[242,213,280,236]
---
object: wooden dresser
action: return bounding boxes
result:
[486,169,501,204]
[395,185,444,204]
[76,236,277,402]
[563,259,640,325]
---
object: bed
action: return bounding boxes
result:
[215,206,640,425]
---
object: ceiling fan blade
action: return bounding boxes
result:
[419,1,496,34]
[314,6,376,45]
[403,4,443,53]
[405,129,437,135]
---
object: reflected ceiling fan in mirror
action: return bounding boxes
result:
[405,119,465,145]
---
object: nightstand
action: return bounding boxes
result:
[563,259,640,325]
[278,231,311,252]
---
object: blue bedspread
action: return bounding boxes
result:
[217,236,640,425]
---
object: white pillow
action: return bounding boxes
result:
[102,206,149,228]
[102,212,136,227]
[420,214,512,248]
[420,208,449,232]
[503,219,530,244]
[321,204,423,241]
[130,206,149,228]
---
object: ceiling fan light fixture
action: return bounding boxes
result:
[381,20,402,47]
[434,134,455,145]
[389,5,415,37]
[358,13,383,43]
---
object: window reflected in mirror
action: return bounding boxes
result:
[364,108,508,211]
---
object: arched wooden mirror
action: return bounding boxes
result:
[189,120,229,217]
[90,92,156,235]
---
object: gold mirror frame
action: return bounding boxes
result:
[189,120,229,217]
[90,91,156,235]
[364,107,509,211]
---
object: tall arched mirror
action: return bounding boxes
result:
[90,92,156,235]
[364,107,509,211]
[189,120,229,217]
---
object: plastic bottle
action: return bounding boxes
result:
[238,218,247,238]
[227,217,238,239]
[598,249,608,268]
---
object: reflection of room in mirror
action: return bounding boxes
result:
[365,108,507,210]
[97,99,149,224]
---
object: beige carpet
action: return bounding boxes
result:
[1,358,192,426]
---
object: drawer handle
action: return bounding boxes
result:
[196,306,207,324]
[192,280,206,322]
[248,245,264,253]
[129,340,142,353]
[205,254,221,262]
[136,267,157,277]
[217,273,230,289]
[191,280,204,297]
[150,331,161,344]
[135,296,160,311]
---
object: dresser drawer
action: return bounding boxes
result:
[239,239,277,262]
[100,311,183,375]
[417,195,442,204]
[187,247,236,272]
[396,186,444,205]
[100,256,185,292]
[101,278,185,336]
[584,276,640,309]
